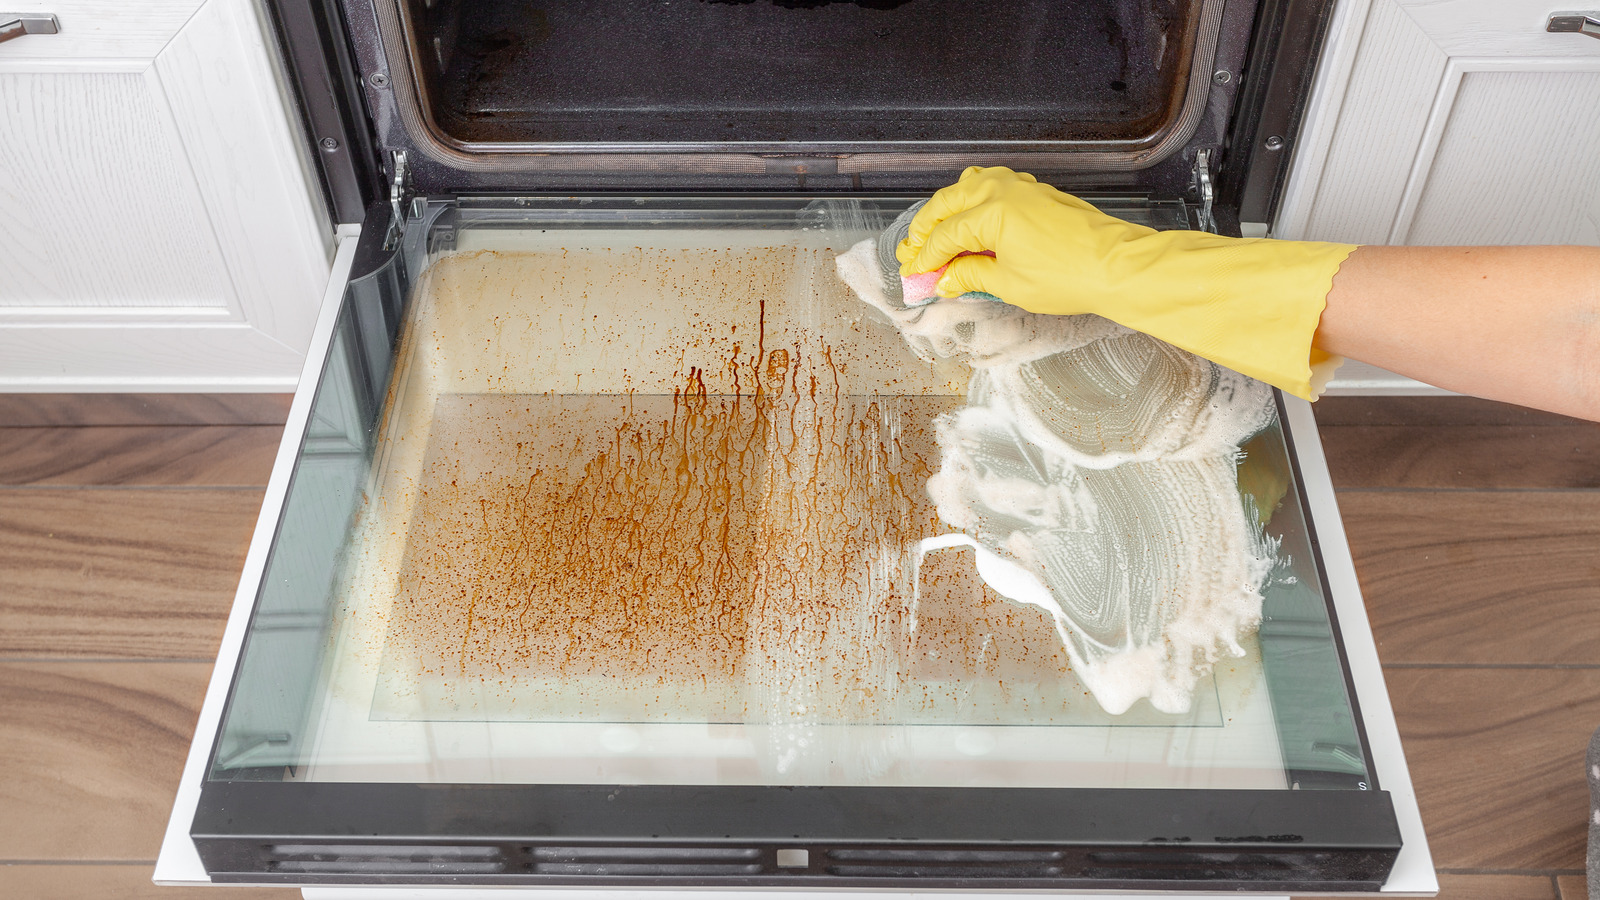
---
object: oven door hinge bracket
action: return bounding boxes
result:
[385,150,410,250]
[1192,148,1217,234]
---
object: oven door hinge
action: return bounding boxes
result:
[1192,148,1217,234]
[385,150,410,250]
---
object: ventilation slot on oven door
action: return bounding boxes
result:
[1083,848,1326,881]
[826,848,1065,878]
[528,846,764,876]
[266,843,506,875]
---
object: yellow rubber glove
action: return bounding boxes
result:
[897,166,1358,400]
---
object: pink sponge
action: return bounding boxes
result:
[901,250,998,306]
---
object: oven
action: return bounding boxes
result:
[155,0,1436,894]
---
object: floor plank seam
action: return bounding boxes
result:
[1436,867,1587,876]
[1382,662,1600,670]
[0,859,160,866]
[1333,486,1600,494]
[0,657,220,664]
[0,484,269,492]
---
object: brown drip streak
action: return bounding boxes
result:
[370,246,1079,724]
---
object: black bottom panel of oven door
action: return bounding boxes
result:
[195,783,1400,890]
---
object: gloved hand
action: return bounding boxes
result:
[896,166,1358,400]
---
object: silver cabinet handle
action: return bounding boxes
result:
[0,13,58,44]
[1547,12,1600,38]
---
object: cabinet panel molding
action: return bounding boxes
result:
[1280,0,1600,247]
[0,0,206,60]
[1402,63,1600,246]
[0,0,334,390]
[0,324,306,390]
[0,66,235,311]
[1398,0,1600,58]
[1298,0,1447,245]
[152,0,332,350]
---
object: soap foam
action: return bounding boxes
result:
[838,238,1277,715]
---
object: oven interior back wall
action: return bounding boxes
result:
[404,0,1195,145]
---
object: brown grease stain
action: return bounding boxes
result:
[372,245,1084,723]
[383,343,935,713]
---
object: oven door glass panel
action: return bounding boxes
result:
[209,196,1370,795]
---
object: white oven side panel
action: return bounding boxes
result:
[154,231,359,886]
[1283,398,1435,895]
[1273,0,1600,396]
[0,0,332,391]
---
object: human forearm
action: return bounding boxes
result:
[899,168,1600,417]
[1315,245,1600,421]
[898,167,1355,399]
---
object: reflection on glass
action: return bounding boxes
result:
[212,274,397,778]
[212,198,1368,793]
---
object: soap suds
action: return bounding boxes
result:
[839,239,1277,714]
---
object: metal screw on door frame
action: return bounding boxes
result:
[1264,135,1286,151]
[1212,70,1232,84]
[320,137,339,152]
[369,72,391,88]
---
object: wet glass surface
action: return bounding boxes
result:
[211,197,1369,792]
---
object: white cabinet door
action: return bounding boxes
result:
[0,0,331,390]
[1274,0,1600,394]
[1280,0,1600,247]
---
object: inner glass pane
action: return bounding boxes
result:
[211,197,1368,792]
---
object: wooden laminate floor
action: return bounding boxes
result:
[1,392,1596,899]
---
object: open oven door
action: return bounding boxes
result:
[155,194,1434,895]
